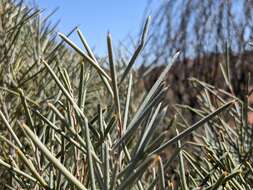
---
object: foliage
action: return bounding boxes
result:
[0,1,253,190]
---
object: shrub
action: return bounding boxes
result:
[0,1,250,190]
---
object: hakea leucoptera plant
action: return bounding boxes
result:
[1,1,251,190]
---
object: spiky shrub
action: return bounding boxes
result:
[0,0,87,119]
[0,1,250,190]
[175,84,253,189]
[167,56,253,190]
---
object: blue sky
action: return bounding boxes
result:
[32,0,160,56]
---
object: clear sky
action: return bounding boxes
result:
[32,0,160,56]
